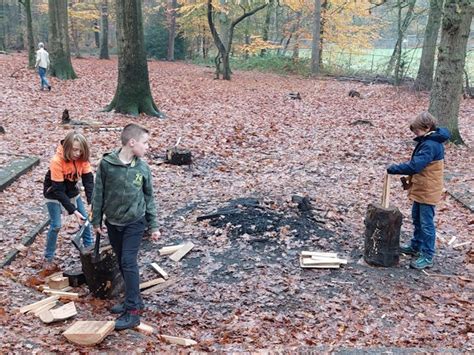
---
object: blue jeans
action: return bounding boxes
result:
[45,197,92,261]
[38,66,50,89]
[410,202,436,259]
[106,217,146,311]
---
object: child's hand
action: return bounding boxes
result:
[73,210,86,223]
[93,225,105,235]
[150,230,161,242]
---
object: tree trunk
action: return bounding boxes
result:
[94,22,100,48]
[415,0,444,91]
[260,0,272,56]
[19,0,35,67]
[429,0,473,144]
[99,0,109,59]
[207,0,267,80]
[386,0,416,79]
[105,0,161,116]
[0,0,5,52]
[167,0,177,61]
[311,0,322,75]
[69,1,81,58]
[16,2,24,50]
[48,0,77,79]
[292,11,302,61]
[364,203,402,267]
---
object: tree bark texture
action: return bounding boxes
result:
[311,0,322,75]
[19,0,35,68]
[99,0,109,59]
[105,0,161,116]
[48,0,77,79]
[167,0,177,61]
[364,203,402,267]
[429,0,473,144]
[16,2,24,50]
[80,247,124,299]
[414,0,444,91]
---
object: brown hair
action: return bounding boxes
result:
[410,111,437,132]
[62,131,90,162]
[121,123,149,145]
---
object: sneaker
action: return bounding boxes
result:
[115,310,140,331]
[48,86,51,91]
[400,244,419,256]
[410,255,434,270]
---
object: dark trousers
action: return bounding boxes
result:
[411,202,436,259]
[106,217,145,311]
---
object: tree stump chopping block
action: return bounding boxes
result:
[80,247,124,299]
[364,203,402,267]
[166,147,192,166]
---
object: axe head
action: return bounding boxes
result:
[71,220,90,254]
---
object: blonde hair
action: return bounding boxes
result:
[62,131,90,162]
[121,123,149,145]
[410,111,438,132]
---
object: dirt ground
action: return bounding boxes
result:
[0,52,472,352]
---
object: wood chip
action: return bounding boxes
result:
[169,242,194,262]
[150,263,169,279]
[139,278,165,290]
[157,334,197,346]
[159,244,184,256]
[63,321,114,346]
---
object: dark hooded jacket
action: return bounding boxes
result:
[91,150,158,231]
[388,128,450,205]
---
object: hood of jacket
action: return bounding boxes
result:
[415,127,450,144]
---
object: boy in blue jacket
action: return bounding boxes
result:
[92,123,160,330]
[387,112,450,270]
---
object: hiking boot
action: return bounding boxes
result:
[410,255,434,270]
[399,244,419,256]
[115,310,140,331]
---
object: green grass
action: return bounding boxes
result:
[192,47,474,80]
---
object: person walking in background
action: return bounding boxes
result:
[35,42,51,91]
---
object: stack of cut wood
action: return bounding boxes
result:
[18,296,78,324]
[299,251,348,269]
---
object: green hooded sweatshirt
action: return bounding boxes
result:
[91,150,158,231]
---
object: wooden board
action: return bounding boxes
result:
[159,244,184,256]
[48,276,70,290]
[19,295,60,314]
[301,251,338,258]
[136,322,154,335]
[299,257,340,269]
[39,301,77,323]
[169,242,194,262]
[63,321,115,346]
[42,290,79,300]
[304,257,348,265]
[29,300,58,316]
[142,278,177,295]
[150,263,169,279]
[158,334,197,346]
[139,278,165,290]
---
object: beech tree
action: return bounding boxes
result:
[429,0,473,144]
[99,0,109,59]
[414,0,444,91]
[105,0,161,116]
[48,0,77,79]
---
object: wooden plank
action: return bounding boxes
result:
[381,173,391,208]
[44,272,63,283]
[159,244,184,256]
[42,290,79,300]
[299,257,340,269]
[136,322,154,335]
[63,321,115,346]
[48,276,70,290]
[39,302,77,323]
[29,300,58,316]
[169,242,194,262]
[142,278,177,295]
[301,251,338,258]
[304,257,348,265]
[19,295,60,314]
[139,278,165,290]
[157,334,197,346]
[150,263,169,279]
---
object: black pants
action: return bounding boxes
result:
[106,217,145,311]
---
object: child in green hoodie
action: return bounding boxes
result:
[92,123,160,330]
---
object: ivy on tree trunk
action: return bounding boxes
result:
[105,0,161,117]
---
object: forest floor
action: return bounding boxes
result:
[0,52,473,352]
